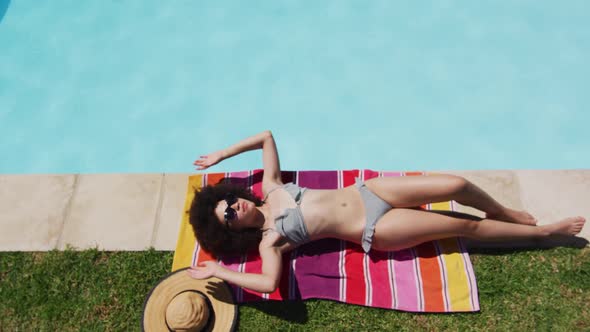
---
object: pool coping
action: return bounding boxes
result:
[1,170,588,251]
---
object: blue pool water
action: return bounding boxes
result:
[1,1,589,174]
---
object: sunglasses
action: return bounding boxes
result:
[223,193,238,228]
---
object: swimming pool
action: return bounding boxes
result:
[1,1,588,174]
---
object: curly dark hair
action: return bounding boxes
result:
[189,182,264,257]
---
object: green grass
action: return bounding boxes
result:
[1,247,588,331]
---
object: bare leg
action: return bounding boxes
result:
[371,208,586,251]
[365,175,537,225]
[452,178,538,225]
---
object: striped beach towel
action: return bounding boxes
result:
[172,169,480,312]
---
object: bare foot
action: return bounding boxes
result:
[543,216,586,236]
[487,208,538,225]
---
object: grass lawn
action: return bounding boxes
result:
[1,247,588,331]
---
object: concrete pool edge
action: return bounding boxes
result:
[0,170,588,251]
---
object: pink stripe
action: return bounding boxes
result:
[392,249,420,311]
[219,255,244,300]
[368,250,392,308]
[228,171,249,177]
[382,171,403,178]
[219,256,242,272]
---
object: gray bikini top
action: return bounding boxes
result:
[264,183,310,245]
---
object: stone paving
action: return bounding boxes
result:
[1,170,588,251]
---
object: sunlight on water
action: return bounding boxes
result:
[0,1,588,173]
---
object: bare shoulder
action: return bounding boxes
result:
[262,179,283,198]
[260,229,299,254]
[259,229,283,249]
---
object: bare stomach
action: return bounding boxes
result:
[300,185,367,244]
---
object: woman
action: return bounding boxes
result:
[187,130,586,293]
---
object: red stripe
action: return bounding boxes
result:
[344,242,366,305]
[268,252,291,300]
[415,242,445,311]
[250,169,264,198]
[242,251,264,301]
[342,169,364,304]
[363,169,380,180]
[342,169,359,187]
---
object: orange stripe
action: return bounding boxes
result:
[206,172,227,186]
[415,242,445,311]
[404,171,424,176]
[403,172,428,209]
[197,248,215,263]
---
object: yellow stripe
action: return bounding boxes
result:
[439,237,472,311]
[431,200,472,311]
[171,175,202,271]
[430,201,451,210]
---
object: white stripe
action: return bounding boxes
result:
[339,240,346,302]
[337,171,346,301]
[237,254,245,302]
[192,241,200,267]
[412,248,424,311]
[290,250,297,299]
[389,251,397,309]
[364,253,372,306]
[191,174,206,266]
[459,239,478,310]
[436,242,450,311]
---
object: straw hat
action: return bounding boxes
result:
[142,267,237,332]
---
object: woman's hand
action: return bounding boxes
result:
[186,261,220,279]
[193,151,225,170]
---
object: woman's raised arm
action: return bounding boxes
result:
[193,130,283,187]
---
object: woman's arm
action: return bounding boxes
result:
[193,130,283,188]
[187,232,283,293]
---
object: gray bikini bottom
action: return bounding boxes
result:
[354,177,393,252]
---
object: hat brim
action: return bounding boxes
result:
[142,267,237,332]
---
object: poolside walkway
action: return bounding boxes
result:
[1,170,589,251]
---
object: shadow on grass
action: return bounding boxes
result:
[242,300,309,324]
